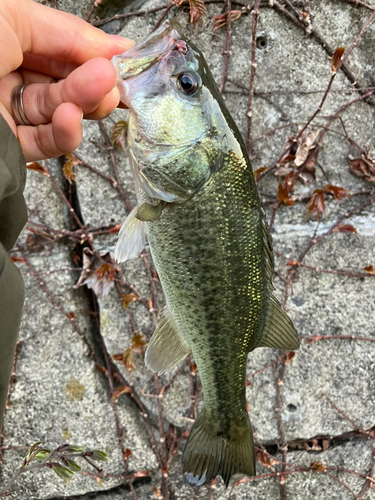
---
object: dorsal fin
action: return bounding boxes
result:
[145,306,191,374]
[256,212,300,351]
[114,206,147,263]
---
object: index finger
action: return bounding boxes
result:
[10,0,134,66]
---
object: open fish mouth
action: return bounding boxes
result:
[112,21,187,82]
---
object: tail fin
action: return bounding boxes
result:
[182,408,255,487]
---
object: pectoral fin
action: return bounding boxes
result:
[114,206,147,263]
[135,201,165,222]
[257,294,300,350]
[145,306,191,374]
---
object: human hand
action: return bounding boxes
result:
[0,0,134,162]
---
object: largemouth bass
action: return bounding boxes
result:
[112,21,299,487]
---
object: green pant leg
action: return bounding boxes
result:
[0,244,24,430]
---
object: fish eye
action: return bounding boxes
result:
[176,72,199,96]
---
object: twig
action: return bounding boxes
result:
[152,2,174,31]
[219,0,232,93]
[246,0,261,157]
[274,358,287,500]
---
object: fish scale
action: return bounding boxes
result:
[113,20,299,487]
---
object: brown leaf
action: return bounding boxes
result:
[333,224,357,234]
[109,224,122,234]
[11,256,26,264]
[122,293,138,309]
[25,230,55,255]
[347,156,375,183]
[277,180,294,206]
[131,334,147,352]
[285,351,296,365]
[331,47,345,72]
[322,438,331,451]
[294,129,320,167]
[62,153,80,184]
[310,461,326,472]
[323,184,350,201]
[26,162,50,177]
[111,120,128,151]
[123,348,136,371]
[110,385,132,401]
[364,265,375,275]
[213,10,242,31]
[189,0,205,24]
[74,249,120,298]
[253,166,268,181]
[307,189,325,219]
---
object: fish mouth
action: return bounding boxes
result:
[112,21,187,82]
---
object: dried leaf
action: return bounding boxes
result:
[26,162,50,177]
[277,178,294,206]
[331,47,345,72]
[322,438,331,451]
[253,166,268,181]
[285,351,296,365]
[310,461,326,472]
[294,129,320,167]
[347,156,375,183]
[124,348,136,371]
[11,256,26,264]
[364,265,375,275]
[213,10,242,31]
[307,189,325,219]
[74,249,120,298]
[131,334,147,352]
[25,231,55,255]
[153,485,163,498]
[189,0,205,24]
[323,184,350,201]
[333,224,357,234]
[110,385,132,401]
[112,120,128,151]
[122,293,138,309]
[62,153,80,184]
[109,224,122,234]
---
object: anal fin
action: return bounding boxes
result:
[145,306,191,374]
[257,294,300,350]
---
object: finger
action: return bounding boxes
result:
[15,0,134,66]
[22,53,77,80]
[19,58,118,125]
[18,102,83,162]
[83,86,121,120]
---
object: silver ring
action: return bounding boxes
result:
[11,85,33,126]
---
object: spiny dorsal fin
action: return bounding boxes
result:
[257,294,300,350]
[183,408,255,487]
[114,206,147,263]
[145,306,191,374]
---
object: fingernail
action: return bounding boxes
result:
[108,34,135,48]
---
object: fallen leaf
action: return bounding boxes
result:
[323,184,350,201]
[110,385,132,401]
[331,47,345,72]
[123,348,136,371]
[348,156,375,183]
[277,173,295,206]
[294,129,320,167]
[111,120,128,151]
[131,334,147,352]
[25,230,55,255]
[189,0,205,24]
[364,265,375,275]
[74,249,120,298]
[307,189,325,219]
[122,293,138,309]
[310,461,326,472]
[26,162,50,177]
[285,351,296,365]
[62,153,80,184]
[213,10,242,31]
[333,224,357,234]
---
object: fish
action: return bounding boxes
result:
[112,21,299,487]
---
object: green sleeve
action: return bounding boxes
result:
[0,114,27,431]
